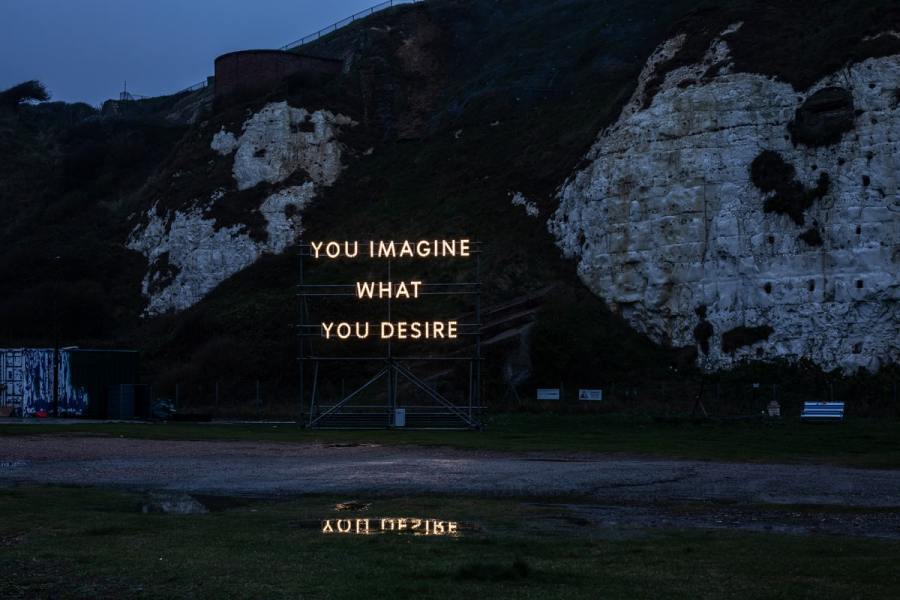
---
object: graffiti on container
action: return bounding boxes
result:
[0,348,88,416]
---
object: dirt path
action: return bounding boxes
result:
[2,436,899,508]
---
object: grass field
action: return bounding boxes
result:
[3,414,900,468]
[1,486,899,599]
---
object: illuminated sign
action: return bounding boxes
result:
[310,239,472,341]
[321,321,458,340]
[300,236,482,430]
[321,517,459,536]
[355,281,422,299]
[310,239,471,259]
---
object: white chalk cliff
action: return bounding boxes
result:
[550,25,900,372]
[129,102,353,315]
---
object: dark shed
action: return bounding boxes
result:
[67,349,140,418]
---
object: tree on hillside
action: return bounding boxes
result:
[0,80,50,108]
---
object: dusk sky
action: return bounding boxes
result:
[0,0,384,106]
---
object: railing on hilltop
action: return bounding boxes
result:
[175,0,421,95]
[119,91,148,101]
[280,0,420,50]
[172,79,209,96]
[179,80,209,94]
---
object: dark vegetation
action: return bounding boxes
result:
[0,95,186,346]
[725,2,900,89]
[529,285,695,389]
[789,87,856,147]
[0,79,49,108]
[799,226,824,247]
[637,0,900,109]
[721,325,774,354]
[146,252,180,295]
[1,0,898,411]
[750,150,830,226]
[693,305,714,355]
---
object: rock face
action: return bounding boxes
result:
[550,25,900,372]
[511,192,539,218]
[128,102,352,315]
[225,102,352,190]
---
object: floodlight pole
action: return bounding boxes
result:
[298,246,305,425]
[473,249,481,420]
[387,257,395,425]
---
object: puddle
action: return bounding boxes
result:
[324,442,380,449]
[522,458,593,463]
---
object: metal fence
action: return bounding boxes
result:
[168,380,280,419]
[176,80,209,94]
[501,379,900,419]
[158,376,900,421]
[280,0,421,50]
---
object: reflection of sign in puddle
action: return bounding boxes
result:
[0,461,28,469]
[322,517,459,536]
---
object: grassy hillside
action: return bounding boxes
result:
[0,99,186,346]
[1,0,898,413]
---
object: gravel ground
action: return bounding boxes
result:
[2,436,899,507]
[4,436,900,538]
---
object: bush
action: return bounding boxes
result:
[0,80,50,108]
[529,285,687,390]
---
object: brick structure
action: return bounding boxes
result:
[214,50,342,97]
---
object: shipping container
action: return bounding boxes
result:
[0,348,138,417]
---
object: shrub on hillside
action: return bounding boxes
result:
[0,80,50,108]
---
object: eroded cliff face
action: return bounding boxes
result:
[550,26,900,372]
[128,101,353,315]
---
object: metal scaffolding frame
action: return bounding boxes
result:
[297,241,482,429]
